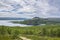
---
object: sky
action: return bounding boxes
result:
[0,0,60,18]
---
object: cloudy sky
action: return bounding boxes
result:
[0,0,60,18]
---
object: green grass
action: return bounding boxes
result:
[0,35,12,40]
[0,25,60,40]
[0,35,22,40]
[21,35,60,40]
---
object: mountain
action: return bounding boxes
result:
[0,17,27,20]
[46,18,60,23]
[12,17,60,25]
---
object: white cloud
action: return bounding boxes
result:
[0,0,60,18]
[17,5,35,12]
[0,2,13,11]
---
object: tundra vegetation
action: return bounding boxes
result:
[0,25,60,40]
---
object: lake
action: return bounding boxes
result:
[0,20,30,27]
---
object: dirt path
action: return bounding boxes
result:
[20,36,31,40]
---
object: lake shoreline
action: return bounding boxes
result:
[0,20,31,27]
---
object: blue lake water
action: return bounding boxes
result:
[0,20,29,27]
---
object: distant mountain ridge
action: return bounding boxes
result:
[45,18,60,22]
[12,17,60,26]
[0,17,27,20]
[0,17,60,22]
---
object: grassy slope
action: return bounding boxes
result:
[0,25,60,40]
[22,35,60,40]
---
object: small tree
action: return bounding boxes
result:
[50,29,55,37]
[12,30,20,39]
[40,28,47,36]
[56,29,60,37]
[0,26,7,35]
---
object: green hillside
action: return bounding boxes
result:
[0,25,60,40]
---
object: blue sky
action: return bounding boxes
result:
[0,0,60,18]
